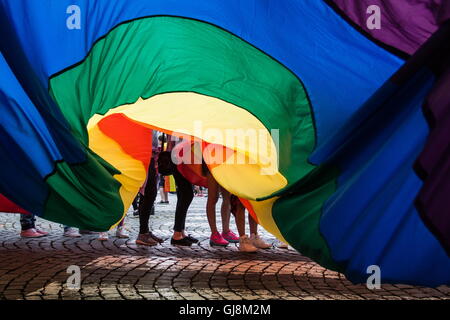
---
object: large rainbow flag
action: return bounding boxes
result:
[0,0,449,286]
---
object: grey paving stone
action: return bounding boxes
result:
[0,194,449,300]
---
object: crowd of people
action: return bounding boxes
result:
[18,132,288,252]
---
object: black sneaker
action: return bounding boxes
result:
[171,237,193,246]
[185,234,199,244]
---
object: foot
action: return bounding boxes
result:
[149,231,164,243]
[170,237,193,246]
[63,227,81,238]
[35,228,49,236]
[185,234,199,244]
[210,231,229,247]
[136,233,158,246]
[276,240,289,249]
[239,235,258,253]
[221,230,239,243]
[98,232,109,241]
[115,226,129,238]
[250,233,272,249]
[21,228,46,238]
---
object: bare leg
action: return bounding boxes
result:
[220,188,231,233]
[235,201,246,237]
[249,213,258,235]
[206,173,220,234]
[159,188,165,202]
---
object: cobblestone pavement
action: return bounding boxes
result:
[0,194,449,300]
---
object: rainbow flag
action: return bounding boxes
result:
[0,0,449,286]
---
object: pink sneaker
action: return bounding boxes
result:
[20,228,46,238]
[35,228,49,236]
[210,231,229,247]
[222,230,239,243]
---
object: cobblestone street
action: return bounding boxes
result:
[0,194,449,300]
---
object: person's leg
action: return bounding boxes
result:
[132,194,139,210]
[172,170,194,240]
[158,187,163,201]
[138,194,151,235]
[220,189,239,243]
[220,189,231,234]
[138,159,157,234]
[234,199,246,237]
[131,194,140,216]
[248,213,272,249]
[143,159,163,243]
[162,176,169,202]
[159,188,169,203]
[206,173,220,234]
[206,171,229,246]
[20,213,35,231]
[249,213,258,235]
[158,175,167,203]
[227,198,257,252]
[20,213,47,238]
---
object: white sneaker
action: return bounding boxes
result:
[115,226,129,238]
[63,227,81,238]
[250,233,272,249]
[276,240,289,249]
[238,235,258,253]
[98,232,109,241]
